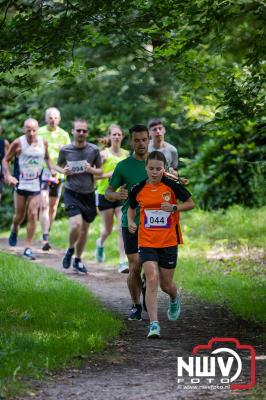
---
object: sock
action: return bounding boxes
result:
[43,233,49,241]
[74,257,81,263]
[171,296,178,304]
[68,247,74,254]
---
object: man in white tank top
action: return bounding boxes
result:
[3,119,52,260]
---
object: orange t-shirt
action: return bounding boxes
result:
[129,175,191,248]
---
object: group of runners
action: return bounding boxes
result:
[0,112,195,338]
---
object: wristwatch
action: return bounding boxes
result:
[172,204,178,212]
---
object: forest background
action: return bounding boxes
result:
[0,0,265,228]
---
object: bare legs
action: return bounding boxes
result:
[99,206,126,263]
[11,193,41,248]
[68,214,89,258]
[127,253,142,304]
[143,261,178,322]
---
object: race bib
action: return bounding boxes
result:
[68,160,87,174]
[21,165,39,180]
[42,167,52,181]
[144,209,171,229]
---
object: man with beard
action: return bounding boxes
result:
[56,119,102,274]
[105,124,149,321]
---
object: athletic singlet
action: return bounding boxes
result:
[129,175,191,248]
[18,135,45,192]
[97,147,129,195]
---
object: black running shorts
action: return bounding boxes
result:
[64,188,97,223]
[138,246,178,269]
[98,193,123,211]
[41,180,63,198]
[122,226,139,255]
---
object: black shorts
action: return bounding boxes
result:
[64,188,97,223]
[98,193,123,211]
[122,227,138,255]
[16,188,40,197]
[41,180,63,198]
[138,246,178,269]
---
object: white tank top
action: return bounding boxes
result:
[18,135,45,192]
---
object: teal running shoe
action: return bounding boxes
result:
[167,297,181,321]
[147,321,161,338]
[95,238,105,262]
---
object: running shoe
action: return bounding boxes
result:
[142,274,147,312]
[72,260,88,274]
[95,238,105,262]
[42,242,51,251]
[62,248,74,269]
[118,261,129,273]
[167,297,181,321]
[128,304,142,321]
[9,230,18,247]
[23,248,36,261]
[147,321,161,338]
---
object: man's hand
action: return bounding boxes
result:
[5,175,18,187]
[85,162,92,173]
[128,221,137,234]
[179,177,189,185]
[63,165,73,176]
[50,168,57,177]
[117,184,128,200]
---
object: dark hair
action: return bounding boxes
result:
[72,118,87,128]
[148,118,163,129]
[129,124,149,137]
[146,150,167,166]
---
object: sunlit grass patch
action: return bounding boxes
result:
[175,257,266,326]
[0,252,123,397]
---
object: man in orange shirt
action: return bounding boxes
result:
[127,151,194,338]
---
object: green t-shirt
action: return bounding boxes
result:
[109,156,148,227]
[38,125,71,180]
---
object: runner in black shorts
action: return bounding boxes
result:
[56,119,102,274]
[105,125,150,321]
[128,151,194,338]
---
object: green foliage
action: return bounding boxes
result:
[0,252,123,398]
[185,121,266,209]
[0,0,265,209]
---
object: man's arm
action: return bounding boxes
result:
[85,163,103,177]
[127,207,137,234]
[55,148,73,176]
[44,140,55,173]
[2,139,20,186]
[105,183,128,202]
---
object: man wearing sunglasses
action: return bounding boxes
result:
[56,119,102,274]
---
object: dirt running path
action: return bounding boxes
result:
[1,239,265,400]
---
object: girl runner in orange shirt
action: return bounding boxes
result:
[127,151,194,338]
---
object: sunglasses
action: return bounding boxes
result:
[75,129,88,133]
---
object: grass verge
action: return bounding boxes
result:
[0,252,123,398]
[176,205,266,326]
